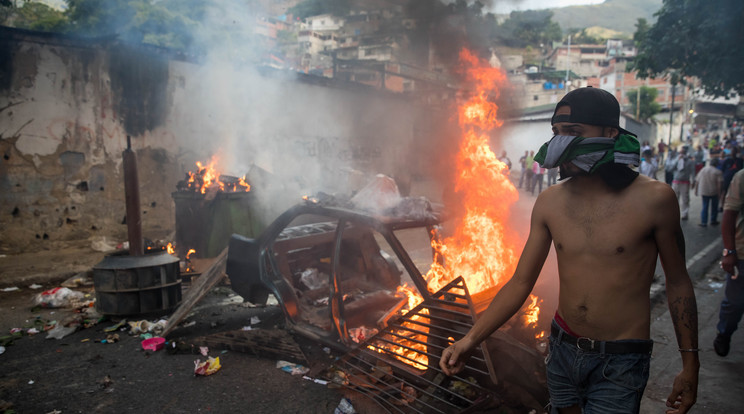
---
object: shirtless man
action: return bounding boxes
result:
[440,87,699,414]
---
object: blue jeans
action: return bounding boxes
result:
[717,260,744,337]
[700,195,719,225]
[547,322,652,413]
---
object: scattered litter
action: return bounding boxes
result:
[241,326,252,331]
[81,338,90,342]
[34,287,85,308]
[105,334,120,344]
[26,328,39,335]
[140,333,153,340]
[276,360,309,376]
[29,284,43,289]
[45,325,77,340]
[302,375,329,385]
[91,236,118,252]
[141,337,165,351]
[0,346,5,355]
[2,287,19,292]
[104,319,128,333]
[709,282,724,289]
[250,316,261,325]
[61,273,93,288]
[128,319,167,335]
[266,294,278,306]
[300,268,327,290]
[334,397,356,414]
[28,380,34,385]
[180,321,196,329]
[323,347,331,354]
[194,357,221,376]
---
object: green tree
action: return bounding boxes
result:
[632,0,744,97]
[63,0,203,51]
[288,0,350,19]
[493,10,562,48]
[627,86,662,120]
[13,2,67,31]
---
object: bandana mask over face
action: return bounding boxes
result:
[533,134,640,175]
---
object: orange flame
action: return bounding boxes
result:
[425,49,519,300]
[186,249,196,260]
[380,50,544,369]
[166,243,175,255]
[185,156,250,194]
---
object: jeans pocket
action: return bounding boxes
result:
[544,337,555,366]
[601,353,650,392]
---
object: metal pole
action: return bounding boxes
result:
[123,135,144,256]
[668,83,676,146]
[565,35,571,91]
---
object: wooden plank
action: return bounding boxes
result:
[162,248,228,337]
[197,329,308,365]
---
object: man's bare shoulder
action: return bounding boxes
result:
[629,175,681,224]
[631,175,677,203]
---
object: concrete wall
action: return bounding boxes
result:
[0,29,454,256]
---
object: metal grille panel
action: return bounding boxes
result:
[332,277,499,414]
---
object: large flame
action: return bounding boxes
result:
[426,49,519,295]
[377,50,543,370]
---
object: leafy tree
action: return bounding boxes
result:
[288,0,350,19]
[63,0,205,51]
[13,2,68,31]
[493,10,562,48]
[632,0,744,97]
[627,86,662,120]
[632,18,650,45]
[566,28,600,45]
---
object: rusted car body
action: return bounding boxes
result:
[226,197,440,348]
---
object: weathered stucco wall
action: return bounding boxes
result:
[0,29,456,256]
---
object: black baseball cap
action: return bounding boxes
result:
[551,87,636,137]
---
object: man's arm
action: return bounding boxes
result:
[653,185,699,414]
[439,194,553,376]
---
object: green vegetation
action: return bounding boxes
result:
[1,0,66,31]
[627,86,662,121]
[632,0,744,97]
[492,10,562,48]
[288,0,350,19]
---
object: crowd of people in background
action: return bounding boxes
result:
[506,149,560,195]
[501,124,744,210]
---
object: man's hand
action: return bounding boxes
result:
[665,368,698,413]
[439,338,474,376]
[721,253,737,275]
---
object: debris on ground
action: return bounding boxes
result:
[334,397,357,414]
[60,272,94,288]
[276,360,309,376]
[194,356,221,376]
[33,287,86,308]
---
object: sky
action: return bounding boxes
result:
[490,0,606,14]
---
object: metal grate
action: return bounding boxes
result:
[331,277,499,413]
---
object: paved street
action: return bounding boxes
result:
[640,193,744,413]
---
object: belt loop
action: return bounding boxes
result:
[599,341,606,356]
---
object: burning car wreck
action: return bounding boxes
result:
[224,180,548,413]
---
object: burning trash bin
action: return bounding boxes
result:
[172,159,263,259]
